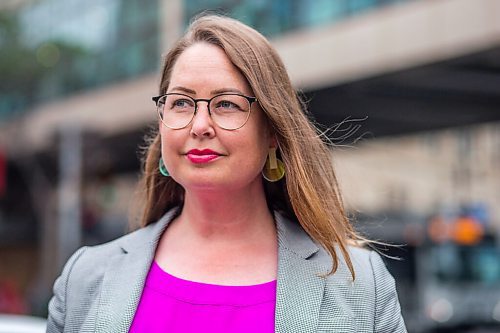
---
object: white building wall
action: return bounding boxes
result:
[274,0,500,89]
[334,122,500,227]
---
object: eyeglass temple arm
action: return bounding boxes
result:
[152,95,162,104]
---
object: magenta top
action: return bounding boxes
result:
[129,261,277,332]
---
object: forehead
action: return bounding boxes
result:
[169,43,252,94]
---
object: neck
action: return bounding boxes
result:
[177,182,275,241]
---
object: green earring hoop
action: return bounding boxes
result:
[159,158,170,177]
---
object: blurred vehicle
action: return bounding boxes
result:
[418,234,500,332]
[357,210,500,333]
[0,314,46,333]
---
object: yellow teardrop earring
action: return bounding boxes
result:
[262,147,285,182]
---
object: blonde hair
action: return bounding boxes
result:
[136,14,365,278]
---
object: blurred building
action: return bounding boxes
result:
[336,123,500,224]
[0,0,499,328]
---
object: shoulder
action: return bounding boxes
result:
[54,208,176,290]
[348,247,407,332]
[317,246,406,332]
[319,245,386,290]
[55,229,142,289]
[53,222,163,301]
[347,246,389,280]
[62,223,159,281]
[322,245,397,299]
[47,224,161,331]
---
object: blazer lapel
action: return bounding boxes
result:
[274,212,329,333]
[94,208,328,332]
[95,209,179,333]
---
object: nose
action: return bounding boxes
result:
[190,101,215,138]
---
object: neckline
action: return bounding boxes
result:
[145,261,277,306]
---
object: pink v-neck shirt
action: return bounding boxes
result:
[129,261,277,332]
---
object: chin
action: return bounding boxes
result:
[180,175,261,193]
[175,174,226,190]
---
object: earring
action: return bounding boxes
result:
[159,158,170,177]
[262,147,285,182]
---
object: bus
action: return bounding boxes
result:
[356,211,500,332]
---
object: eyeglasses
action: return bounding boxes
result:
[152,93,258,130]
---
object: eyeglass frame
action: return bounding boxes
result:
[152,92,258,130]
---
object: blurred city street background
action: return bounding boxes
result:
[0,0,499,332]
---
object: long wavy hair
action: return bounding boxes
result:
[135,14,365,278]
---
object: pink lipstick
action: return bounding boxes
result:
[186,149,221,164]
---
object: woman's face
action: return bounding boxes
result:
[160,42,272,193]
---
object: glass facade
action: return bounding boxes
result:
[0,0,160,120]
[0,0,417,121]
[184,0,416,37]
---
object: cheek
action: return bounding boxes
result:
[258,144,270,167]
[234,146,267,171]
[238,135,270,171]
[159,129,168,156]
[159,130,180,163]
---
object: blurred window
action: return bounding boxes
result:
[0,0,160,120]
[431,239,500,284]
[1,0,419,120]
[184,0,418,37]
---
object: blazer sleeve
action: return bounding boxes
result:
[369,251,408,333]
[46,247,88,333]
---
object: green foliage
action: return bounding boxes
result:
[0,12,91,121]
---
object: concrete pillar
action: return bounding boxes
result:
[159,0,184,54]
[56,126,82,269]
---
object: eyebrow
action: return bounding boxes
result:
[168,86,246,96]
[210,88,246,95]
[169,86,196,94]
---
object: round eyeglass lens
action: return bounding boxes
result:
[157,93,253,130]
[157,94,196,129]
[209,94,251,130]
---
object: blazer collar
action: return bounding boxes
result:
[274,211,329,333]
[119,207,180,254]
[95,208,179,333]
[95,208,328,333]
[119,208,321,259]
[274,210,320,259]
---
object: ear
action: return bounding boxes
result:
[264,118,278,148]
[269,133,278,149]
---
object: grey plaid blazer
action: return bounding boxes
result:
[47,208,407,332]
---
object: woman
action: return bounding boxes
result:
[47,15,406,333]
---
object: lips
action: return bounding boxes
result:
[186,149,222,164]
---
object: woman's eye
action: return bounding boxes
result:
[172,99,191,108]
[218,100,237,109]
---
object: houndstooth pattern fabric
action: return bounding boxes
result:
[47,208,407,332]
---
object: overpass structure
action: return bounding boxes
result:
[1,0,499,160]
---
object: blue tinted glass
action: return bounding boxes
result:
[184,0,418,37]
[1,0,160,121]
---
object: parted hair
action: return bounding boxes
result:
[136,14,365,278]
